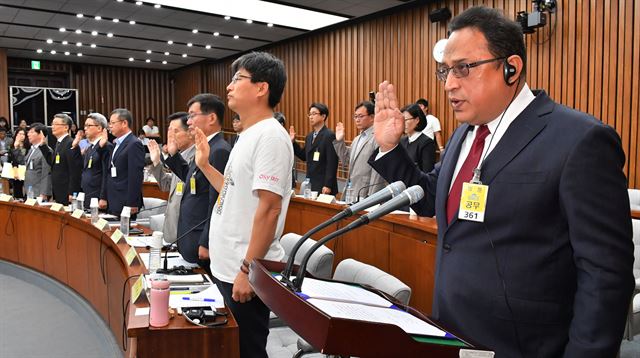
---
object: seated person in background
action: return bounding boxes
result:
[400,103,436,172]
[0,128,14,165]
[228,113,242,148]
[416,98,444,151]
[289,102,339,195]
[10,128,28,198]
[0,117,12,138]
[24,123,52,200]
[142,117,161,140]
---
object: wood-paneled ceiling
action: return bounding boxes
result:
[0,0,414,70]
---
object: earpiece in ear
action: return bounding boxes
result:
[503,58,517,86]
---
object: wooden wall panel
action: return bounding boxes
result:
[176,1,640,187]
[173,64,203,112]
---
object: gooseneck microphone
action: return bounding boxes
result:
[156,215,210,274]
[293,185,424,291]
[280,181,406,284]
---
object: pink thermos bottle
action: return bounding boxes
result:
[149,276,170,327]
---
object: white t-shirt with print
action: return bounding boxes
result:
[209,117,294,283]
[422,114,442,140]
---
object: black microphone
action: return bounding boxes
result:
[156,215,210,274]
[355,181,386,203]
[280,181,405,284]
[293,185,424,291]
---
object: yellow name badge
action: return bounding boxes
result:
[130,275,146,303]
[125,246,138,266]
[190,176,196,195]
[458,182,489,222]
[175,181,184,196]
[25,198,37,206]
[111,229,124,244]
[88,157,93,169]
[71,209,84,219]
[313,150,320,162]
[94,218,108,230]
[55,153,60,164]
[50,203,63,211]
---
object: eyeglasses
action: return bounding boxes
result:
[403,116,415,121]
[435,57,506,82]
[308,112,321,117]
[187,112,206,120]
[353,114,369,120]
[51,123,66,127]
[231,73,252,84]
[84,124,99,128]
[109,119,123,125]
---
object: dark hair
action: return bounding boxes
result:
[53,113,72,127]
[449,6,526,77]
[231,52,287,108]
[29,122,48,136]
[400,104,427,132]
[137,128,146,136]
[355,101,374,116]
[232,114,240,121]
[0,128,6,133]
[110,108,133,126]
[187,93,225,126]
[273,112,286,127]
[0,117,7,126]
[416,98,429,108]
[167,111,189,131]
[14,127,28,138]
[146,117,155,124]
[309,102,329,120]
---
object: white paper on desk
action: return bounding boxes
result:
[139,252,199,271]
[126,235,152,247]
[1,162,13,179]
[169,285,225,309]
[99,213,118,220]
[135,307,150,316]
[300,277,394,308]
[308,299,446,337]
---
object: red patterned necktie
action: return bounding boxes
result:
[446,125,490,224]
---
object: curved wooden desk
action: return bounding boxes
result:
[284,197,439,314]
[0,201,238,358]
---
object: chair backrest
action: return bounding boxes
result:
[138,197,167,220]
[333,258,412,305]
[149,213,165,233]
[630,189,640,211]
[280,233,334,279]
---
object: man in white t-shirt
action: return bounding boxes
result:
[416,98,445,151]
[193,52,292,358]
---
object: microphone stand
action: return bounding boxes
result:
[156,216,210,274]
[355,181,385,203]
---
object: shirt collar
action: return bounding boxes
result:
[207,131,219,142]
[408,131,422,143]
[57,133,68,142]
[115,131,132,144]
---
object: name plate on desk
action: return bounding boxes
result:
[316,194,336,204]
[0,194,12,202]
[94,218,108,230]
[125,246,138,266]
[49,203,63,211]
[71,209,84,219]
[131,275,146,303]
[24,198,37,206]
[111,229,124,244]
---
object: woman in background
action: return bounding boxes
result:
[399,104,436,172]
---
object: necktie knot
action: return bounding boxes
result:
[475,125,490,143]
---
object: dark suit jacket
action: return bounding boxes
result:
[51,135,83,205]
[104,132,145,216]
[164,133,230,264]
[292,125,339,194]
[369,91,634,357]
[400,133,436,172]
[81,142,113,208]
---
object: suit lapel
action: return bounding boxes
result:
[352,131,373,164]
[113,134,131,162]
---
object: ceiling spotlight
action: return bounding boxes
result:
[36,49,43,53]
[129,57,134,61]
[162,60,167,64]
[182,53,187,57]
[164,51,169,55]
[117,0,124,2]
[46,39,53,44]
[129,20,136,25]
[146,50,152,54]
[113,19,119,23]
[192,29,198,33]
[224,16,230,20]
[213,32,219,36]
[167,40,173,44]
[145,59,151,63]
[64,51,70,55]
[91,30,98,36]
[75,29,82,34]
[76,42,82,46]
[187,43,193,47]
[95,16,102,20]
[154,4,161,8]
[136,1,143,5]
[62,41,68,45]
[77,53,83,57]
[59,27,66,32]
[267,23,273,27]
[205,44,211,49]
[246,19,253,24]
[90,44,96,48]
[50,50,56,54]
[77,13,83,18]
[233,35,239,39]
[107,32,114,37]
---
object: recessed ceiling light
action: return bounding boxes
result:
[154,4,161,9]
[129,20,136,25]
[50,50,56,54]
[187,43,193,47]
[167,40,173,44]
[267,23,273,27]
[113,19,120,23]
[145,50,151,54]
[182,53,187,57]
[46,39,53,44]
[77,53,82,57]
[75,29,82,34]
[117,0,124,2]
[164,51,169,55]
[205,44,211,49]
[62,41,68,45]
[145,59,151,63]
[36,49,43,53]
[129,57,134,61]
[213,32,219,36]
[95,16,101,20]
[76,42,82,47]
[107,33,114,37]
[224,16,230,20]
[64,51,70,55]
[136,1,143,5]
[233,35,239,39]
[90,44,96,48]
[91,31,98,36]
[59,27,66,32]
[77,13,83,18]
[246,19,253,24]
[162,60,167,64]
[192,29,198,33]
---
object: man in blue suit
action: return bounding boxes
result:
[104,108,145,216]
[370,6,633,357]
[164,94,230,267]
[78,112,113,209]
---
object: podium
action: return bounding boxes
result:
[250,259,493,357]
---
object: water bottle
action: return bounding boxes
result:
[76,193,85,212]
[0,181,4,194]
[120,213,130,237]
[300,178,311,199]
[149,231,163,274]
[27,186,35,200]
[71,192,78,211]
[149,274,170,327]
[344,181,354,204]
[90,198,99,224]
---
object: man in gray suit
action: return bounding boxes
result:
[333,101,385,201]
[147,112,195,243]
[24,122,52,199]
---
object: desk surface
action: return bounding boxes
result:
[0,201,238,358]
